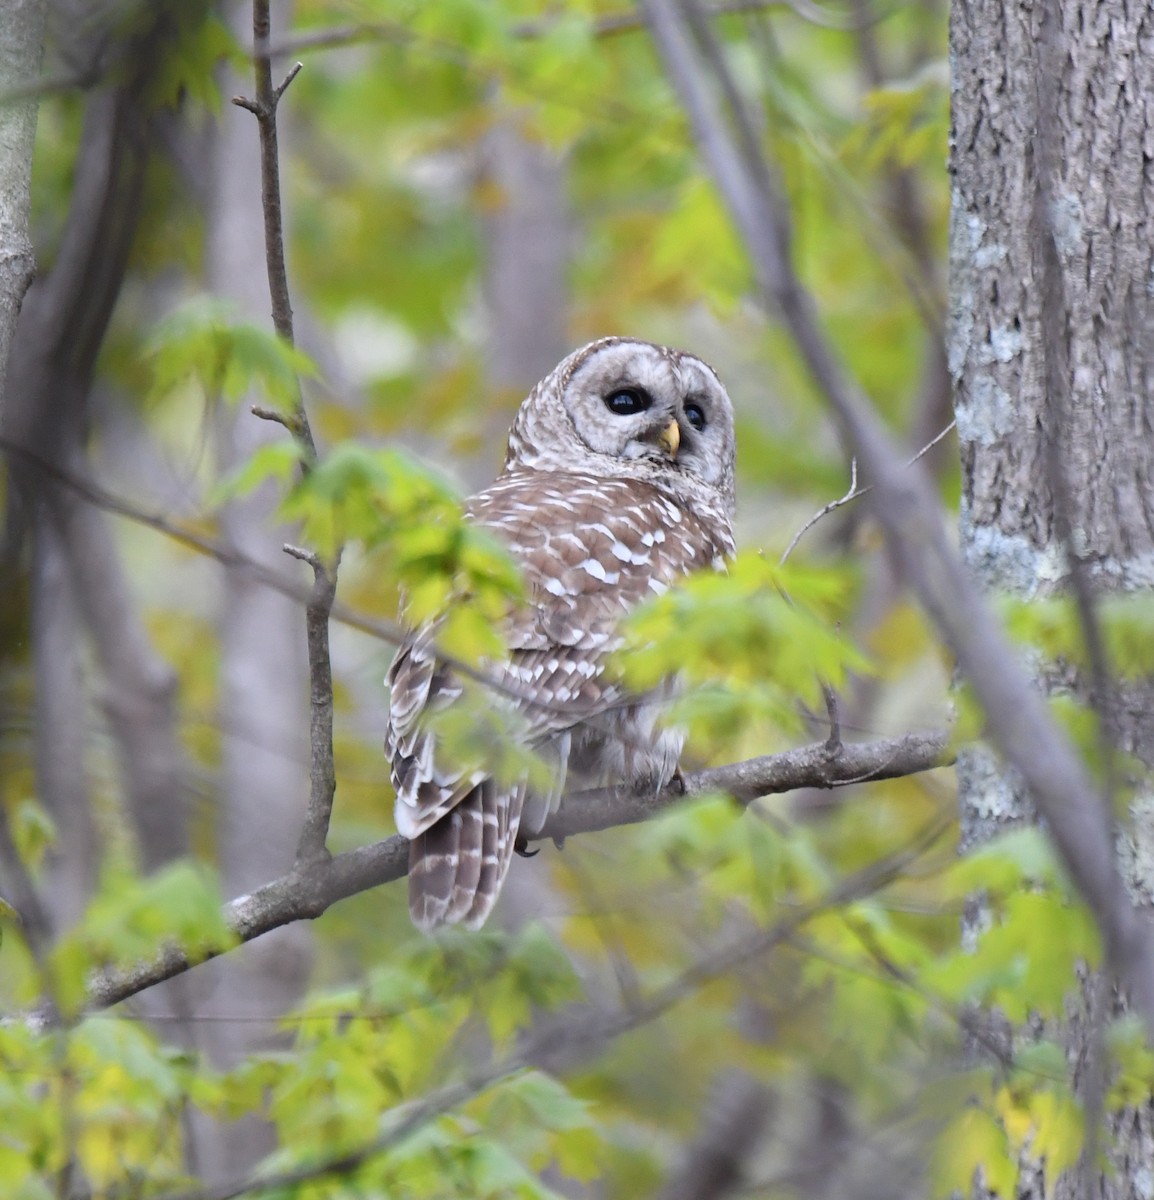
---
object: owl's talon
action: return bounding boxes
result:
[514,837,539,858]
[552,836,566,851]
[670,767,687,796]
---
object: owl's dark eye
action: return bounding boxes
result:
[684,402,707,432]
[604,387,652,416]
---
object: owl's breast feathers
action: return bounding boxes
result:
[466,469,734,721]
[386,469,733,930]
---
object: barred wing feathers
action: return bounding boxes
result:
[386,471,732,930]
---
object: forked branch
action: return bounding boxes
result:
[234,0,338,866]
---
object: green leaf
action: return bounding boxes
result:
[49,861,235,1016]
[210,439,305,505]
[941,826,1067,900]
[1028,1087,1083,1190]
[145,12,237,111]
[144,296,318,408]
[493,1070,594,1134]
[931,1106,1015,1200]
[616,551,868,754]
[8,800,56,869]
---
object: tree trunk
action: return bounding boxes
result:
[0,0,47,418]
[950,0,1154,1189]
[481,108,569,400]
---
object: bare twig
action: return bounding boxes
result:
[250,403,294,431]
[908,417,957,464]
[641,0,1154,1040]
[779,457,858,565]
[233,3,302,350]
[56,728,951,1016]
[273,60,303,101]
[779,421,955,565]
[821,682,841,753]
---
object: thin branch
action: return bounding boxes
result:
[58,728,951,1016]
[641,0,1154,1039]
[273,60,303,101]
[821,681,841,752]
[250,403,293,430]
[235,0,337,866]
[235,2,300,347]
[779,421,957,565]
[779,457,858,565]
[908,417,956,465]
[295,554,338,864]
[0,437,661,718]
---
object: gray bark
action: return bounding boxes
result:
[950,0,1154,1190]
[952,0,1154,593]
[0,0,47,418]
[657,1072,773,1200]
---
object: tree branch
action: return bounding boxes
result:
[235,0,337,867]
[640,0,1154,1040]
[70,729,950,1014]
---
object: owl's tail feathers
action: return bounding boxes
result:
[407,781,526,932]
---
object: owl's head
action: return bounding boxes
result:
[506,337,737,518]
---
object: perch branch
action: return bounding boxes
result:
[67,728,951,1015]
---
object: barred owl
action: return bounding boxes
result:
[386,337,737,931]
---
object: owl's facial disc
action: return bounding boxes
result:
[560,341,733,491]
[504,337,736,518]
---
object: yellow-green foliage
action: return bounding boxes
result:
[2,0,1137,1197]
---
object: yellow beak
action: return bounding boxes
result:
[656,419,681,460]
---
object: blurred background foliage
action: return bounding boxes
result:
[0,0,1122,1196]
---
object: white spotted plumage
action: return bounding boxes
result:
[386,337,737,931]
